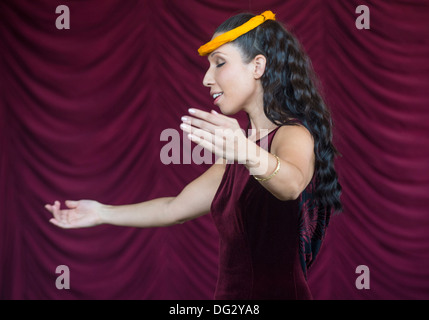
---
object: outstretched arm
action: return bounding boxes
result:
[46,157,226,229]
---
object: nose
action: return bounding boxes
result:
[203,67,215,88]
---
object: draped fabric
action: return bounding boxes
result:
[1,0,428,300]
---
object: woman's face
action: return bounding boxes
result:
[203,42,262,115]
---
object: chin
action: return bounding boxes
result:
[217,104,241,116]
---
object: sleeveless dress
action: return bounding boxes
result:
[210,126,325,300]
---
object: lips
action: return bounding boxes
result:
[212,92,223,104]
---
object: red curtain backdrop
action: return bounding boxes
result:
[1,0,428,299]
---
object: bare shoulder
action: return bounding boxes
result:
[271,124,314,154]
[270,124,315,186]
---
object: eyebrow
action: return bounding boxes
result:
[210,51,223,58]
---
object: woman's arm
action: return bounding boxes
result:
[180,108,314,202]
[46,157,226,229]
[246,124,315,201]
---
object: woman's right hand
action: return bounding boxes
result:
[45,200,104,229]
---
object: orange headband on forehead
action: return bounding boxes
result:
[198,10,276,56]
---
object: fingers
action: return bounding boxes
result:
[187,129,234,160]
[181,121,227,152]
[45,200,70,227]
[181,109,248,161]
[49,218,71,229]
[52,201,64,223]
[183,108,239,136]
[45,201,59,215]
[181,108,239,142]
[65,200,78,208]
[180,123,213,142]
[45,200,78,211]
[186,108,230,128]
[181,115,218,135]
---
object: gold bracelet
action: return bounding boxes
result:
[253,154,281,182]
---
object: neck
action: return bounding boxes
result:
[243,83,278,141]
[246,104,278,141]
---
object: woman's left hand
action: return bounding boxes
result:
[180,108,257,164]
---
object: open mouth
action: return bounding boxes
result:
[212,92,223,104]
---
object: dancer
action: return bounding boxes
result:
[45,10,342,299]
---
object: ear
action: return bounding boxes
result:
[252,54,266,80]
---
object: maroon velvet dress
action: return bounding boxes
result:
[210,127,313,300]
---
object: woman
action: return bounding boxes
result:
[45,11,341,299]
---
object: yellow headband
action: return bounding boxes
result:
[198,10,276,56]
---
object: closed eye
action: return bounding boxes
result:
[216,62,225,68]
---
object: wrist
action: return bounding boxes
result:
[98,204,114,225]
[253,154,281,182]
[245,154,260,169]
[245,144,269,176]
[244,143,260,169]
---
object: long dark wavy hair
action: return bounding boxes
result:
[216,13,342,213]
